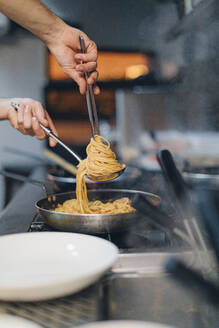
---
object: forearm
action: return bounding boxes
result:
[0,0,99,93]
[0,0,65,46]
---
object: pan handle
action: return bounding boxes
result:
[0,170,53,197]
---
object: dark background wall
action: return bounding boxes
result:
[44,0,178,51]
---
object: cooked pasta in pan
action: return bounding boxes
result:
[54,135,135,214]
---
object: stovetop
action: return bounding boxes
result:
[0,164,183,251]
[0,166,218,328]
[28,215,171,253]
[27,164,181,252]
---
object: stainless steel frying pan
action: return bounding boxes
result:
[36,189,161,234]
[0,170,160,234]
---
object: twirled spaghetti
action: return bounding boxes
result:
[54,135,135,214]
[86,135,124,181]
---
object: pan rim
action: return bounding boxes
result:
[35,189,161,217]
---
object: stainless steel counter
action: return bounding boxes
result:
[0,252,218,328]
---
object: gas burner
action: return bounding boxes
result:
[29,220,56,232]
[29,215,171,252]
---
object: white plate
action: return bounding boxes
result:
[0,314,42,327]
[0,232,118,301]
[78,321,176,328]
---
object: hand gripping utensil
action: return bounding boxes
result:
[10,102,124,181]
[10,101,81,163]
[78,36,126,179]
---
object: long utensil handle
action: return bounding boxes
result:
[157,149,207,249]
[88,84,99,135]
[85,86,95,138]
[79,35,95,137]
[43,149,77,176]
[10,101,82,163]
[157,149,193,219]
[79,35,99,137]
[39,124,81,163]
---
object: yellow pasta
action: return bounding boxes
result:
[54,135,135,214]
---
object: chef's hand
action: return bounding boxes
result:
[47,25,100,95]
[7,98,58,147]
[0,0,99,95]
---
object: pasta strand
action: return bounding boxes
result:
[54,135,135,214]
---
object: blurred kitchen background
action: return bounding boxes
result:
[0,0,219,206]
[1,2,219,326]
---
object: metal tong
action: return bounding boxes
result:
[10,102,124,181]
[79,35,99,138]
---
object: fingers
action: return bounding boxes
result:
[7,108,18,130]
[31,102,48,127]
[17,104,25,131]
[18,103,48,138]
[23,105,32,129]
[63,69,100,95]
[28,108,58,147]
[17,104,34,135]
[74,39,99,94]
[87,71,99,85]
[8,99,58,145]
[72,67,99,95]
[45,111,58,147]
[75,62,97,74]
[93,84,100,95]
[70,70,87,94]
[75,40,98,64]
[32,108,58,147]
[32,117,46,141]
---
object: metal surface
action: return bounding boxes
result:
[36,189,160,234]
[40,125,82,163]
[0,252,217,328]
[183,171,219,185]
[101,251,218,328]
[102,272,203,327]
[79,35,99,137]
